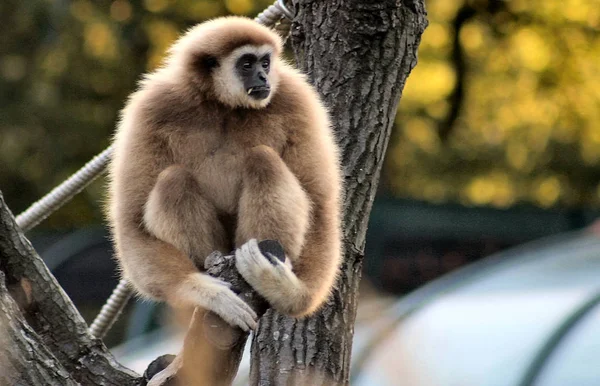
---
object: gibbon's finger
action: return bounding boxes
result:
[208,278,257,320]
[176,273,257,331]
[204,272,233,289]
[209,286,258,331]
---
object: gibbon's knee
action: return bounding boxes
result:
[144,165,228,261]
[237,146,311,260]
[243,145,285,185]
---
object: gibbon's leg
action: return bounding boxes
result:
[235,145,313,314]
[144,165,230,264]
[144,165,257,331]
[235,145,311,260]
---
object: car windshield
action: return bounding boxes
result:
[354,234,600,386]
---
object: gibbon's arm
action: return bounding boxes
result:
[112,160,257,331]
[236,111,342,317]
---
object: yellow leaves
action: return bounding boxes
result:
[460,22,486,54]
[187,1,224,20]
[580,125,600,165]
[144,20,180,70]
[539,0,593,23]
[511,28,552,72]
[0,55,26,81]
[225,0,254,15]
[404,118,440,153]
[41,50,68,77]
[426,0,462,22]
[144,0,171,13]
[563,1,592,23]
[84,23,118,62]
[390,0,600,208]
[464,174,516,208]
[90,71,116,95]
[507,0,530,13]
[70,0,94,22]
[110,0,132,22]
[580,140,600,165]
[402,61,456,104]
[506,141,529,171]
[421,23,451,51]
[534,176,562,207]
[510,0,599,26]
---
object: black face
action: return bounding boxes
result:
[236,53,271,100]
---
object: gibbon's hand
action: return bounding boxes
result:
[179,273,258,331]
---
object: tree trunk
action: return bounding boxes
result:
[250,1,428,385]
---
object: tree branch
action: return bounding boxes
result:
[0,191,139,385]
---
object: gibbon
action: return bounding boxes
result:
[107,16,342,331]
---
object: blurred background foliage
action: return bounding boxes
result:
[0,0,599,229]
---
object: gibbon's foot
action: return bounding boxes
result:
[142,354,176,385]
[258,239,286,264]
[177,273,258,331]
[235,239,299,305]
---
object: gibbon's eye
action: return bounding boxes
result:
[242,61,252,70]
[262,58,270,69]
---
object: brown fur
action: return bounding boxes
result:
[107,16,342,329]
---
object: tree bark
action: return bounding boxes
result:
[250,1,428,385]
[0,270,78,385]
[0,191,139,385]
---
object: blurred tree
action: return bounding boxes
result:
[386,0,600,209]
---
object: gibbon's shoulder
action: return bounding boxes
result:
[271,63,330,134]
[273,63,327,114]
[122,73,206,130]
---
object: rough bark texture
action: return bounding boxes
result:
[0,271,78,385]
[0,191,139,385]
[250,1,428,385]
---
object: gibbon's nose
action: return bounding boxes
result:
[257,71,267,83]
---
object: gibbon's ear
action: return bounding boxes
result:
[193,53,219,74]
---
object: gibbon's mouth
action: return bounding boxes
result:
[247,86,271,100]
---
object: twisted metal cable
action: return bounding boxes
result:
[16,146,114,232]
[88,279,133,338]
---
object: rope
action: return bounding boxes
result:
[15,146,114,232]
[88,279,134,338]
[15,1,293,339]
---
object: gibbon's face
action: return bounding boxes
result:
[236,51,271,100]
[212,44,278,109]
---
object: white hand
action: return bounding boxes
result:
[177,273,257,331]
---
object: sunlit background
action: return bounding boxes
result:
[2,0,599,222]
[1,1,600,384]
[393,0,600,209]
